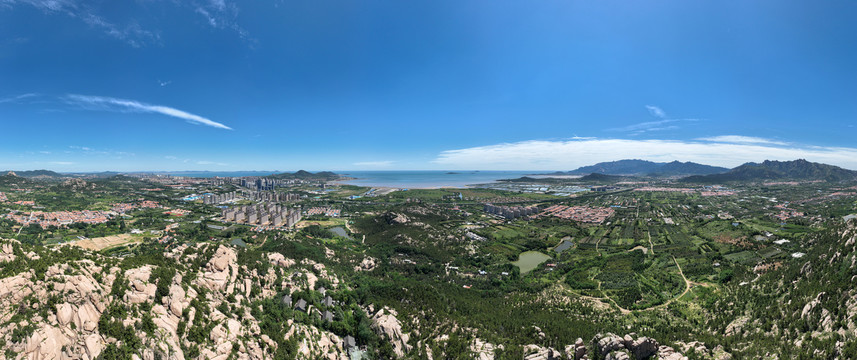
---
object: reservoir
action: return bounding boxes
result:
[330,226,351,239]
[512,251,551,274]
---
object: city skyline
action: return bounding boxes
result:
[2,1,857,171]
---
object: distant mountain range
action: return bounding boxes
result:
[554,160,729,177]
[267,170,341,181]
[3,169,64,178]
[681,159,857,183]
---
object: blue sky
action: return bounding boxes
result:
[1,0,856,171]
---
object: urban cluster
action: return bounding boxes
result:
[247,191,300,203]
[0,192,6,202]
[221,203,302,227]
[305,207,341,217]
[5,210,112,229]
[202,192,240,205]
[483,204,539,219]
[110,200,162,214]
[540,205,615,224]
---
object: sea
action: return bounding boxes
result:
[336,170,536,188]
[160,170,539,188]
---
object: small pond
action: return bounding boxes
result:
[330,227,352,239]
[512,251,551,274]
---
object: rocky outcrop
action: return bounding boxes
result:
[564,338,587,360]
[724,316,749,337]
[354,256,377,272]
[386,212,410,225]
[196,245,238,292]
[268,252,296,268]
[591,333,688,360]
[523,344,561,360]
[0,242,15,262]
[471,338,503,360]
[369,306,412,357]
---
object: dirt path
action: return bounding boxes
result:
[582,256,694,314]
[647,231,655,255]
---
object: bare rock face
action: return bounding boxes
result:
[629,337,659,359]
[523,344,561,360]
[369,306,412,357]
[0,242,16,262]
[564,337,587,360]
[24,324,71,360]
[386,212,410,225]
[657,345,688,360]
[196,245,238,292]
[0,274,34,317]
[268,252,295,268]
[724,316,749,337]
[592,333,625,358]
[125,266,157,304]
[590,334,690,360]
[354,256,377,272]
[471,338,503,360]
[605,350,630,360]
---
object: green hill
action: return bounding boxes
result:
[268,170,340,181]
[559,159,728,176]
[681,159,857,183]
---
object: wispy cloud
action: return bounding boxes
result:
[0,0,158,47]
[697,135,789,146]
[68,145,134,158]
[433,137,857,170]
[193,0,255,45]
[64,94,232,130]
[49,161,75,165]
[610,105,697,134]
[645,105,666,119]
[609,119,683,133]
[158,80,172,87]
[196,160,228,166]
[0,93,39,104]
[353,160,395,167]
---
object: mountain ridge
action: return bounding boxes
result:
[555,159,729,176]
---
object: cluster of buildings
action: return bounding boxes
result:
[634,187,696,194]
[248,191,300,203]
[773,203,804,221]
[231,177,299,191]
[0,192,6,202]
[13,200,35,206]
[5,210,112,229]
[305,207,340,217]
[483,204,539,219]
[540,205,615,224]
[202,192,240,205]
[221,203,302,227]
[110,200,162,214]
[164,209,191,217]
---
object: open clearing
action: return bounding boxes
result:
[69,233,140,251]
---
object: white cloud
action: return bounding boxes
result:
[353,160,395,167]
[432,138,857,170]
[697,135,789,146]
[0,93,38,104]
[645,105,666,119]
[1,1,158,47]
[64,94,232,130]
[196,160,228,166]
[609,119,681,133]
[49,161,75,165]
